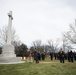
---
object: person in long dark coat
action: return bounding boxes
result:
[68,51,71,62]
[70,51,74,62]
[54,53,57,60]
[33,49,39,63]
[68,51,74,62]
[38,52,41,60]
[73,51,76,61]
[59,49,65,63]
[49,52,53,60]
[41,52,45,60]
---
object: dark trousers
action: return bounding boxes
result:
[68,57,73,62]
[50,56,53,60]
[60,57,64,63]
[35,58,39,63]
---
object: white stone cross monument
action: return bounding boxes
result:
[2,11,16,57]
[0,11,24,64]
[7,11,13,45]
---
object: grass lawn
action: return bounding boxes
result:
[0,58,76,75]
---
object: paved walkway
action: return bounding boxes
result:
[39,61,69,64]
[40,62,59,64]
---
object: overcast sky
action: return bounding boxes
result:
[0,0,76,47]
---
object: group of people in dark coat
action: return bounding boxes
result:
[49,49,65,63]
[32,48,76,63]
[49,48,76,63]
[33,48,45,63]
[58,49,76,63]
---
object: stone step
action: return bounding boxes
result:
[0,57,24,64]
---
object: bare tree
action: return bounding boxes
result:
[32,39,42,51]
[62,20,76,50]
[54,38,60,50]
[47,39,60,51]
[32,41,36,48]
[47,39,54,50]
[62,34,72,51]
[0,26,19,45]
[32,40,42,48]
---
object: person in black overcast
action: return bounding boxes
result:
[33,48,39,63]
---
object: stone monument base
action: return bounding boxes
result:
[2,44,16,57]
[0,57,24,64]
[0,44,24,64]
